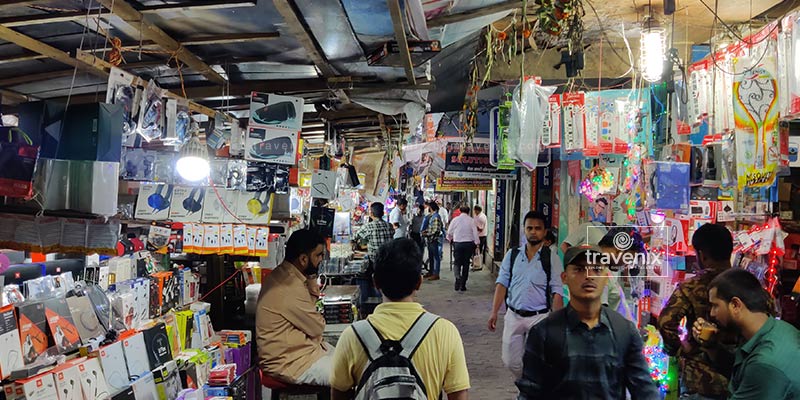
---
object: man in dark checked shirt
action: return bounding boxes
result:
[517,245,659,400]
[353,202,395,262]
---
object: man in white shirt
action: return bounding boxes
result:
[473,205,488,271]
[447,206,480,292]
[389,198,409,239]
[436,200,449,261]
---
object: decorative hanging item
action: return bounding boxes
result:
[578,166,615,201]
[733,47,780,189]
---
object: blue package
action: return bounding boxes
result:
[653,161,690,210]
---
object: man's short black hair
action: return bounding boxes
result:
[474,205,482,213]
[596,197,608,205]
[370,202,385,218]
[374,238,422,300]
[459,206,470,213]
[709,269,770,314]
[599,227,645,253]
[285,229,326,261]
[396,198,408,207]
[523,211,549,228]
[429,202,439,212]
[692,223,733,262]
[544,231,556,244]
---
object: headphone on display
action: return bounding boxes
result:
[147,185,173,212]
[182,188,205,214]
[228,166,245,189]
[247,191,270,216]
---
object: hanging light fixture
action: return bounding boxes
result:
[640,14,666,83]
[176,126,210,182]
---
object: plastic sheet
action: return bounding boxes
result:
[509,80,556,170]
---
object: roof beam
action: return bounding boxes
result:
[387,0,416,85]
[95,0,227,84]
[0,1,256,27]
[0,24,107,78]
[0,60,166,88]
[83,32,281,53]
[272,0,338,77]
[427,0,523,28]
[0,51,47,65]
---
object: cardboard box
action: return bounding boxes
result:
[67,295,105,344]
[51,358,84,400]
[175,311,194,351]
[16,302,50,365]
[14,372,57,399]
[96,341,129,394]
[0,305,24,379]
[121,332,149,380]
[43,297,81,354]
[130,372,159,400]
[77,357,111,400]
[135,184,172,221]
[168,186,205,223]
[142,323,172,370]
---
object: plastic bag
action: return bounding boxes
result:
[137,80,165,142]
[509,80,556,170]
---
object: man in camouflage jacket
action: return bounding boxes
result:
[658,224,737,400]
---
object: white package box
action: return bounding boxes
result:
[77,357,110,400]
[122,332,150,379]
[169,186,205,223]
[0,306,23,379]
[51,359,83,400]
[135,184,172,221]
[15,373,57,400]
[130,372,159,400]
[201,188,238,223]
[97,341,129,394]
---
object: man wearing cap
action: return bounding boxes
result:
[517,245,660,399]
[488,211,564,379]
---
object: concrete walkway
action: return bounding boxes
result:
[417,243,518,399]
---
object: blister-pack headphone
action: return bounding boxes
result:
[182,188,205,214]
[147,185,173,211]
[247,191,270,216]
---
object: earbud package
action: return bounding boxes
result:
[235,191,271,225]
[15,371,57,399]
[43,297,80,354]
[110,291,136,330]
[66,296,105,344]
[51,357,85,400]
[95,341,129,395]
[77,357,110,400]
[182,223,195,254]
[130,371,159,400]
[121,332,149,380]
[16,302,50,365]
[169,186,204,223]
[233,225,248,255]
[219,224,234,254]
[0,305,23,379]
[191,224,204,254]
[201,188,237,224]
[142,322,173,370]
[175,311,194,352]
[202,225,220,255]
[153,360,182,400]
[133,279,151,329]
[135,183,171,220]
[162,312,182,356]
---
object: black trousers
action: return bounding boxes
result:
[410,232,424,253]
[479,236,488,264]
[453,242,476,290]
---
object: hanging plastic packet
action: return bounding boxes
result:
[164,98,191,147]
[3,284,25,305]
[518,83,556,169]
[137,80,165,142]
[25,275,57,300]
[106,68,138,144]
[227,160,247,191]
[153,152,177,183]
[206,113,231,151]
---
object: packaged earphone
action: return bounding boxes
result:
[25,275,57,301]
[147,225,172,253]
[106,67,139,145]
[137,80,165,142]
[152,152,177,184]
[169,186,205,223]
[3,284,25,306]
[209,159,229,187]
[202,188,238,224]
[227,160,247,191]
[135,183,172,220]
[165,98,191,147]
[235,191,272,224]
[121,148,156,181]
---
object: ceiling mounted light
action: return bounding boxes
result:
[640,16,666,83]
[176,133,210,182]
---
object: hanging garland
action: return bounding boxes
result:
[579,166,616,201]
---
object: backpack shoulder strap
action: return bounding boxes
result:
[540,246,552,310]
[505,248,521,305]
[352,320,385,361]
[399,312,440,359]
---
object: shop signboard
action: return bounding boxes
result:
[494,180,506,261]
[245,92,304,165]
[435,178,493,192]
[444,141,515,179]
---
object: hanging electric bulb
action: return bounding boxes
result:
[176,121,210,182]
[640,16,666,83]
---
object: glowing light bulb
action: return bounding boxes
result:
[176,134,210,182]
[640,24,666,83]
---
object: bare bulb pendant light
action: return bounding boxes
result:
[640,10,666,82]
[176,123,210,182]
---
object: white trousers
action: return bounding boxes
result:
[501,310,549,380]
[296,342,335,386]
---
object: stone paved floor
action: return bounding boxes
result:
[416,243,518,400]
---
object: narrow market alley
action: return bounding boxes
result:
[417,243,518,399]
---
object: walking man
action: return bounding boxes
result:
[488,211,564,379]
[516,245,660,399]
[447,205,480,292]
[422,202,444,281]
[330,238,470,400]
[473,205,488,270]
[705,269,800,399]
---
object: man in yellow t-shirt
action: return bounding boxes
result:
[330,238,470,400]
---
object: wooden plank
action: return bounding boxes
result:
[272,0,338,77]
[0,2,257,27]
[0,25,107,78]
[0,51,47,65]
[183,32,280,46]
[95,0,227,85]
[386,0,416,85]
[0,60,165,88]
[427,0,523,28]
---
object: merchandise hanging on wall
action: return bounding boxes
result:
[245,93,304,165]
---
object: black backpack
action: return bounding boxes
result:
[505,246,553,310]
